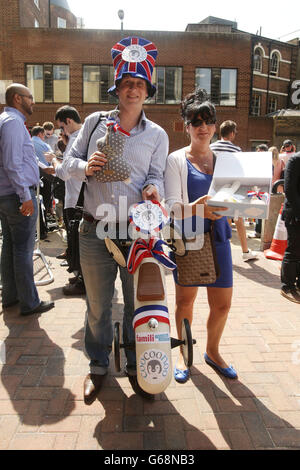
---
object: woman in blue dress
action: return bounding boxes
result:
[164,89,237,382]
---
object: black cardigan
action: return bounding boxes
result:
[282,152,300,224]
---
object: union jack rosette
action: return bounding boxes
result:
[105,118,130,136]
[108,36,157,97]
[129,200,169,235]
[247,190,269,203]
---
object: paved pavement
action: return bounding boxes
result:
[1,224,300,450]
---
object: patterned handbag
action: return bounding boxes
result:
[94,112,131,183]
[174,222,220,286]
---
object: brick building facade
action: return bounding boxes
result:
[19,0,77,29]
[1,2,299,152]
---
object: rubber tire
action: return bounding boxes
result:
[181,318,193,368]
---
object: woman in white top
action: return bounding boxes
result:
[164,89,237,383]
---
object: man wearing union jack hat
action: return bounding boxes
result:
[62,36,169,404]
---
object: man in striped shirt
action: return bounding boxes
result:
[210,120,258,262]
[62,37,169,404]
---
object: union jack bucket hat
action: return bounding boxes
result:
[108,36,157,98]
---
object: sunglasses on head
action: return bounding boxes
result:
[188,116,216,127]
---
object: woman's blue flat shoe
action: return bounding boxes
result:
[174,366,190,384]
[204,353,238,379]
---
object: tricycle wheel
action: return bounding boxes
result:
[181,318,193,368]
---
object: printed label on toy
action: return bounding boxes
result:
[122,44,147,62]
[130,201,169,233]
[139,348,170,384]
[136,332,170,344]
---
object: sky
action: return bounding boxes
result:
[68,0,300,43]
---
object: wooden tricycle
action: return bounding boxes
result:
[105,200,196,395]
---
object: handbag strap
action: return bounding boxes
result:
[75,112,105,210]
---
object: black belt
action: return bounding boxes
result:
[82,214,131,244]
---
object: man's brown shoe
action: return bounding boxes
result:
[280,289,300,304]
[83,373,106,405]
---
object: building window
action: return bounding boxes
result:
[83,65,117,103]
[270,52,279,76]
[253,48,262,72]
[26,64,70,103]
[83,65,182,104]
[251,93,261,116]
[34,18,39,28]
[267,96,277,114]
[57,17,67,28]
[195,68,237,106]
[147,67,182,104]
[34,0,40,9]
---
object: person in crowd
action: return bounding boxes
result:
[31,125,54,219]
[0,83,54,315]
[210,120,258,262]
[31,125,52,167]
[164,88,237,383]
[280,151,300,303]
[49,105,85,296]
[269,146,284,192]
[256,143,268,152]
[52,131,67,229]
[280,139,296,155]
[248,143,269,238]
[43,121,58,152]
[279,139,296,179]
[61,37,169,404]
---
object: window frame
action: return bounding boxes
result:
[146,66,183,105]
[251,93,261,116]
[267,95,277,114]
[57,17,67,28]
[195,67,238,107]
[270,51,280,76]
[82,64,117,104]
[253,47,263,72]
[26,63,70,103]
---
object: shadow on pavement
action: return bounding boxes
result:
[92,376,217,450]
[232,261,281,288]
[1,307,75,426]
[190,368,300,449]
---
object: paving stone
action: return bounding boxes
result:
[1,228,300,450]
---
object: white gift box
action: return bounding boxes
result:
[207,152,272,219]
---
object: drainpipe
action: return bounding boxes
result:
[48,0,51,28]
[266,41,273,114]
[250,36,255,115]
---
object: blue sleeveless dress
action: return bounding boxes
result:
[173,159,233,288]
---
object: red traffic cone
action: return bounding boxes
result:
[264,204,287,261]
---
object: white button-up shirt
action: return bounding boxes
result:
[62,110,169,221]
[54,129,82,209]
